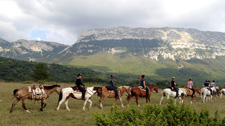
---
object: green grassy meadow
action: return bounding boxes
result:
[1,82,225,126]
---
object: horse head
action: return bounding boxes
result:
[151,84,158,93]
[120,86,131,96]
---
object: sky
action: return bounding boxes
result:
[0,0,225,45]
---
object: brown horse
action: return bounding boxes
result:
[10,84,61,113]
[97,86,131,109]
[127,84,158,107]
[184,88,201,104]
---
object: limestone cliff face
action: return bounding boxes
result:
[62,27,225,61]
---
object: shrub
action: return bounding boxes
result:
[94,99,224,126]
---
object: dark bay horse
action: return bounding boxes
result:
[10,84,61,113]
[97,86,131,109]
[127,84,158,107]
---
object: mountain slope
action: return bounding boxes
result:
[0,39,68,61]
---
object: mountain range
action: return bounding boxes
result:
[1,27,225,85]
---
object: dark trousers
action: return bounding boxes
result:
[172,86,178,97]
[190,88,195,96]
[112,87,119,99]
[77,86,85,99]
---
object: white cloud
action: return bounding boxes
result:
[0,0,225,45]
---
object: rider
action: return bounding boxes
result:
[187,79,195,97]
[140,75,149,98]
[210,80,218,94]
[75,73,86,100]
[170,77,178,98]
[203,80,213,95]
[109,75,119,99]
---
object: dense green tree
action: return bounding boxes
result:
[32,63,49,81]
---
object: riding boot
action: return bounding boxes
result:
[82,91,85,100]
[115,90,119,99]
[146,88,150,98]
[210,89,213,95]
[175,91,178,98]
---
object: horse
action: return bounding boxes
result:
[184,88,201,104]
[159,88,187,105]
[210,86,220,99]
[56,86,101,111]
[220,88,225,99]
[201,88,213,103]
[127,84,158,107]
[97,86,131,109]
[10,84,61,113]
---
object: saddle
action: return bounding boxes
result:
[105,86,119,93]
[71,86,87,94]
[138,86,146,91]
[168,87,179,92]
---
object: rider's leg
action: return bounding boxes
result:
[114,88,119,99]
[146,87,149,98]
[192,88,195,97]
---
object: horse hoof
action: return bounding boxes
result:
[83,109,85,111]
[26,110,31,113]
[56,108,59,111]
[67,109,71,111]
[137,105,140,107]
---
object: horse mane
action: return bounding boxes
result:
[94,87,102,97]
[44,84,61,89]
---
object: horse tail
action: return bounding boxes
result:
[58,90,63,103]
[13,89,19,96]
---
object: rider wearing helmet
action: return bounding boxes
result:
[170,77,178,98]
[109,75,119,99]
[75,73,85,100]
[187,79,195,97]
[140,75,149,98]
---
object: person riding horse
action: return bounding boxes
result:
[203,80,213,95]
[75,73,86,100]
[109,75,119,99]
[210,80,218,93]
[170,77,178,98]
[187,79,195,97]
[140,75,149,98]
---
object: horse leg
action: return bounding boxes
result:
[135,96,140,107]
[190,96,193,104]
[83,98,89,111]
[22,99,30,113]
[159,95,164,105]
[65,99,70,111]
[127,95,133,106]
[10,98,20,113]
[146,97,150,104]
[56,95,67,111]
[119,98,124,108]
[99,96,105,109]
[88,99,92,110]
[40,99,47,111]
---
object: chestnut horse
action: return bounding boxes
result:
[97,86,131,109]
[127,84,158,107]
[184,88,201,104]
[10,84,61,113]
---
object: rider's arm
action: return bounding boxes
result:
[143,81,146,88]
[174,82,176,86]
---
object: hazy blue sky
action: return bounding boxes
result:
[0,0,225,45]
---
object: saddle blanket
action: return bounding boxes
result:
[138,86,146,91]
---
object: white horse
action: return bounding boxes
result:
[159,88,187,105]
[201,88,212,103]
[56,86,101,111]
[220,88,225,99]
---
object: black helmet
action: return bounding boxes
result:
[141,75,145,78]
[77,73,82,77]
[111,75,114,78]
[212,80,215,82]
